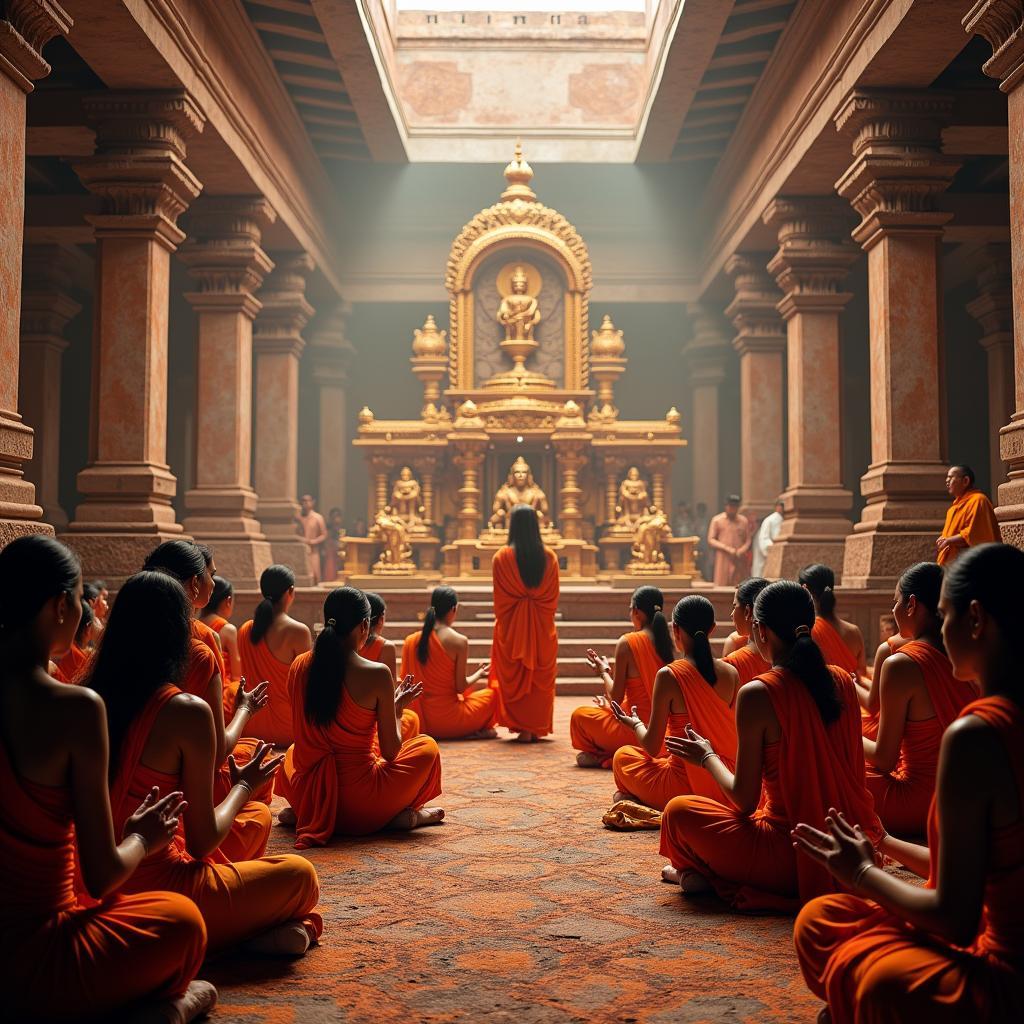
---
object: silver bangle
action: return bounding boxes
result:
[852,861,874,890]
[235,779,253,797]
[126,831,149,855]
[700,750,718,768]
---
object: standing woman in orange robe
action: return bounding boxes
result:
[862,562,977,837]
[800,564,866,678]
[610,596,739,810]
[660,581,881,910]
[793,543,1024,1022]
[240,564,312,746]
[723,577,772,685]
[93,571,323,956]
[279,587,444,845]
[570,586,673,768]
[0,536,215,1022]
[201,574,241,702]
[400,586,497,740]
[364,591,420,743]
[490,504,560,742]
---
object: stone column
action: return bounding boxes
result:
[684,303,731,513]
[18,245,81,530]
[179,197,275,588]
[965,244,1013,494]
[253,253,314,582]
[309,302,354,518]
[834,90,960,587]
[762,198,858,577]
[67,92,205,581]
[0,1,72,545]
[964,4,1024,545]
[724,254,786,525]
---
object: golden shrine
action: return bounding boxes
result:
[346,146,696,584]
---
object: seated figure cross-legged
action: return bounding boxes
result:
[363,591,421,744]
[722,577,773,685]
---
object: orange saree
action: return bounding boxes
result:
[813,617,859,675]
[238,619,297,746]
[364,634,420,743]
[724,643,771,686]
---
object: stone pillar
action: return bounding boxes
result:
[724,254,786,525]
[834,90,960,587]
[18,245,81,530]
[762,198,858,578]
[179,197,275,588]
[684,303,730,513]
[0,1,72,546]
[452,445,486,540]
[965,244,1013,494]
[253,253,314,582]
[964,4,1024,545]
[66,92,205,582]
[309,302,354,517]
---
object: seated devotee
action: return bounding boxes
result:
[610,596,739,811]
[722,577,772,684]
[936,463,999,566]
[490,504,560,742]
[90,570,322,956]
[201,574,241,703]
[55,598,94,682]
[659,580,882,910]
[570,585,673,768]
[279,587,444,845]
[240,564,312,746]
[800,564,866,679]
[365,591,421,743]
[861,562,977,837]
[88,578,109,624]
[793,542,1024,1023]
[0,536,215,1022]
[400,585,497,740]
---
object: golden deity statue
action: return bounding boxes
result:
[615,466,650,530]
[489,456,550,528]
[370,506,416,574]
[497,264,541,342]
[627,506,672,575]
[390,466,427,533]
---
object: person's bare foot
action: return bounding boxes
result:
[680,870,712,894]
[576,752,605,768]
[512,731,535,743]
[244,920,313,957]
[465,727,498,740]
[611,790,632,803]
[387,806,445,830]
[277,806,296,827]
[123,979,217,1023]
[661,864,682,885]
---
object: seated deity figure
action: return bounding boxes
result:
[616,467,650,529]
[490,456,550,529]
[391,467,426,531]
[631,507,671,567]
[371,507,414,569]
[497,265,541,341]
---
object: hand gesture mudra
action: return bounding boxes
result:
[395,674,423,712]
[609,700,642,731]
[228,740,284,792]
[468,661,491,686]
[585,648,611,678]
[792,808,876,888]
[123,786,187,855]
[664,724,713,765]
[234,676,270,717]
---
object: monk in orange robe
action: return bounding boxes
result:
[0,534,215,1022]
[862,563,977,836]
[936,464,999,566]
[363,591,420,744]
[800,564,867,679]
[611,596,739,810]
[722,577,772,685]
[660,581,882,911]
[240,563,312,746]
[200,574,241,711]
[489,505,559,741]
[400,586,497,740]
[279,588,444,845]
[94,571,322,956]
[571,585,672,768]
[793,542,1024,1022]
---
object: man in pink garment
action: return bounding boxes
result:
[296,493,328,585]
[707,494,752,586]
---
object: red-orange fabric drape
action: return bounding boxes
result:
[724,643,771,685]
[813,617,858,675]
[238,619,297,746]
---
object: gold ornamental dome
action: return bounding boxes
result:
[412,314,447,358]
[591,314,625,359]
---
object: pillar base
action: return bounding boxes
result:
[763,486,853,578]
[994,418,1024,547]
[841,526,945,589]
[59,526,187,586]
[184,486,273,587]
[258,498,311,584]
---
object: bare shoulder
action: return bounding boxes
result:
[735,679,772,716]
[284,616,313,645]
[221,621,237,641]
[162,691,214,728]
[614,633,632,653]
[715,657,740,685]
[839,617,863,642]
[51,679,105,731]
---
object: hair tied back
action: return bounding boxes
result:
[794,624,811,637]
[326,617,337,628]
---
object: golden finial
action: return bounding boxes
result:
[666,406,681,427]
[591,314,625,358]
[502,139,536,203]
[412,313,447,358]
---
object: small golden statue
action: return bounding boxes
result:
[612,466,650,533]
[390,466,428,534]
[370,506,416,574]
[627,506,672,575]
[498,264,541,342]
[489,455,550,529]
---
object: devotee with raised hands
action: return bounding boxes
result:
[800,563,867,679]
[935,463,999,566]
[240,563,312,746]
[570,586,673,768]
[722,577,772,684]
[400,585,497,740]
[279,587,444,845]
[90,570,323,957]
[610,596,739,811]
[659,581,881,910]
[0,536,215,1022]
[366,590,422,743]
[862,562,977,837]
[793,542,1024,1022]
[201,573,241,699]
[490,504,560,742]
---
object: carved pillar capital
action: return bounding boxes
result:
[724,253,786,354]
[964,1,1024,90]
[684,301,732,382]
[309,301,355,384]
[253,252,315,357]
[0,0,71,91]
[20,243,81,345]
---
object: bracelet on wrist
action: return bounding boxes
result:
[126,831,150,855]
[235,779,253,797]
[699,750,718,768]
[852,861,874,890]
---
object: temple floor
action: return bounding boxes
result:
[207,697,819,1022]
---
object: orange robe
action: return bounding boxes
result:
[813,617,859,675]
[0,736,206,1021]
[724,643,771,685]
[279,652,443,845]
[239,619,297,746]
[794,696,1024,1022]
[204,614,239,716]
[660,666,882,912]
[489,546,559,736]
[937,488,999,566]
[363,634,420,744]
[400,631,497,739]
[55,642,89,684]
[612,659,738,811]
[570,630,666,767]
[865,640,977,836]
[109,684,322,951]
